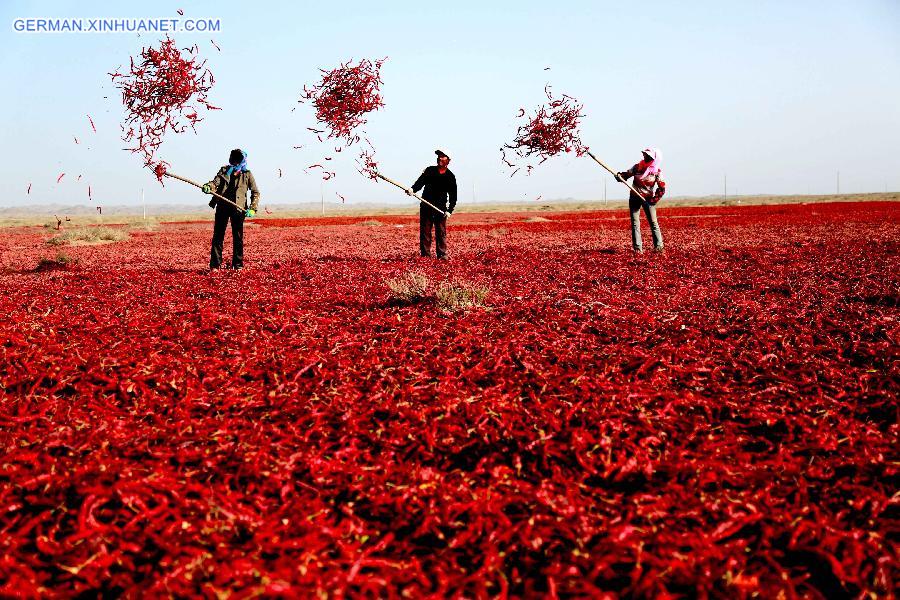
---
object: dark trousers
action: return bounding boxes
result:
[419,204,447,258]
[210,204,245,268]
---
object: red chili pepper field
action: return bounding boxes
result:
[0,200,897,597]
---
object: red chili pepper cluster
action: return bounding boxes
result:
[0,201,896,597]
[357,147,379,181]
[300,58,386,144]
[153,161,169,183]
[503,86,588,172]
[110,37,218,178]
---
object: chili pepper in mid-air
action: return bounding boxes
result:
[301,58,386,142]
[110,37,216,183]
[301,58,387,181]
[503,85,587,174]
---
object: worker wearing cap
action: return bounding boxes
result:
[616,147,665,252]
[407,150,457,259]
[202,148,260,270]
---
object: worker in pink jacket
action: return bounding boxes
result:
[617,147,666,252]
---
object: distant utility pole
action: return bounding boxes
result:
[837,171,840,195]
[320,180,324,216]
[724,174,727,203]
[472,181,476,204]
[603,178,607,205]
[141,188,146,220]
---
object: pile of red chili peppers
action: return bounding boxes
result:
[0,196,896,596]
[110,37,218,178]
[503,86,588,172]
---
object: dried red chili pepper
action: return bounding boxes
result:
[300,58,385,143]
[357,147,379,181]
[110,37,217,180]
[0,201,895,598]
[153,161,170,184]
[300,58,387,180]
[503,85,588,173]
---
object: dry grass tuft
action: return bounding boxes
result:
[35,252,76,271]
[127,219,160,232]
[387,271,430,305]
[525,216,551,223]
[358,220,385,226]
[436,281,489,312]
[47,227,129,245]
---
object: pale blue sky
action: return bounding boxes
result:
[2,0,898,207]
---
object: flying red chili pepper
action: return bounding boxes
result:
[503,85,587,173]
[300,58,386,144]
[153,161,169,183]
[110,37,216,181]
[357,148,379,181]
[56,173,65,183]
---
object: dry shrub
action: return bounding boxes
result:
[387,271,429,305]
[525,216,551,223]
[436,280,489,312]
[36,253,76,272]
[48,227,129,245]
[358,220,385,227]
[128,220,160,232]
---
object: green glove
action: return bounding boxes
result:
[202,183,212,194]
[244,209,256,218]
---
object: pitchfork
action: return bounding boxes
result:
[372,172,449,218]
[585,151,650,202]
[163,171,246,212]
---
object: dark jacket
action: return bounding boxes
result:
[412,166,457,213]
[206,167,261,210]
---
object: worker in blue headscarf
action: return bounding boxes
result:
[203,148,260,270]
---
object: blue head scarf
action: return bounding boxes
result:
[226,149,248,177]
